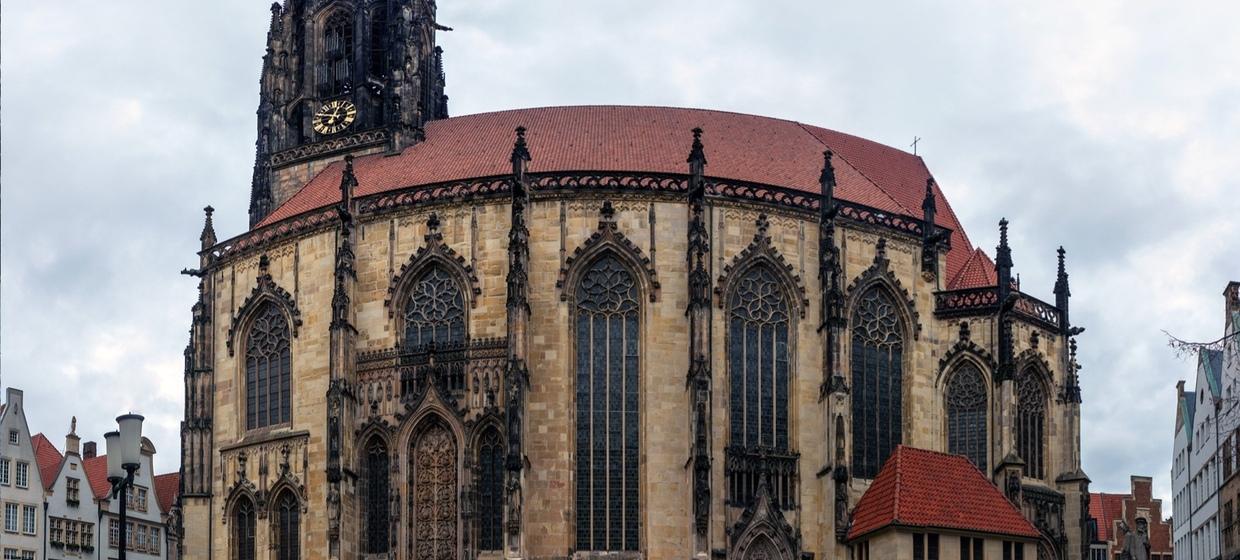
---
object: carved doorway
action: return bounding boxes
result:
[410,418,459,560]
[735,533,790,560]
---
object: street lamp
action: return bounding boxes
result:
[105,414,144,560]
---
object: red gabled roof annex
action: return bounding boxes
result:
[154,472,181,515]
[258,106,976,280]
[947,248,998,290]
[847,446,1041,541]
[32,433,64,491]
[83,454,113,500]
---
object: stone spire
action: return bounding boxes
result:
[921,178,940,280]
[1054,246,1071,335]
[504,126,533,556]
[200,206,217,251]
[685,127,712,543]
[996,218,1015,382]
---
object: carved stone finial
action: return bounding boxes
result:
[340,155,357,210]
[687,127,707,168]
[259,254,271,275]
[959,321,971,341]
[600,200,616,223]
[70,416,77,435]
[875,237,888,261]
[511,126,531,165]
[820,150,836,193]
[1030,330,1040,350]
[922,178,937,213]
[755,214,770,238]
[200,205,217,250]
[428,212,441,233]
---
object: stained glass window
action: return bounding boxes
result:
[478,427,504,551]
[321,12,353,96]
[368,0,389,78]
[364,438,389,554]
[1016,368,1046,480]
[245,302,292,430]
[275,491,300,560]
[233,498,256,560]
[403,266,467,351]
[946,363,988,472]
[850,286,905,479]
[728,265,791,450]
[574,255,639,552]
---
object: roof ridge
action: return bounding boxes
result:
[794,122,917,217]
[891,445,903,524]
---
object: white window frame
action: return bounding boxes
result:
[0,460,8,485]
[14,462,27,489]
[3,503,17,533]
[20,506,35,535]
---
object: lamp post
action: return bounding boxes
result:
[105,414,144,560]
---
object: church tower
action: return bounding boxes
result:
[249,0,450,227]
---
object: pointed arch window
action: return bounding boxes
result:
[945,363,988,472]
[728,265,791,450]
[364,437,390,554]
[245,302,292,430]
[850,285,905,479]
[321,11,354,96]
[477,426,504,551]
[574,255,640,552]
[1016,368,1047,480]
[403,266,466,351]
[275,491,300,560]
[233,498,256,560]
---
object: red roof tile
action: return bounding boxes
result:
[83,454,113,500]
[32,433,64,491]
[947,248,998,290]
[847,446,1041,541]
[258,106,975,280]
[154,472,180,515]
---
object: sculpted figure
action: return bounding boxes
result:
[1119,518,1150,560]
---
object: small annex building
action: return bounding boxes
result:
[847,446,1041,560]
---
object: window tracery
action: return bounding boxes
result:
[403,266,466,351]
[850,285,905,479]
[1017,368,1047,479]
[322,11,354,96]
[574,255,640,552]
[945,363,988,472]
[728,265,791,450]
[364,437,390,554]
[275,491,300,560]
[477,426,504,551]
[245,302,292,430]
[411,419,457,560]
[233,498,256,560]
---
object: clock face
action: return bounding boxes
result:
[313,99,358,135]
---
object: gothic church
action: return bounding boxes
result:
[176,2,1091,559]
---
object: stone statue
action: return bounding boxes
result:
[1119,518,1150,560]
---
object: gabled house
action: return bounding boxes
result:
[37,418,102,560]
[1,388,46,560]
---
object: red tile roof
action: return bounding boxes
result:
[947,248,998,290]
[847,446,1041,541]
[83,454,113,500]
[1089,492,1125,542]
[258,105,976,280]
[154,472,180,515]
[32,433,64,491]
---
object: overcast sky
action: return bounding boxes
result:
[2,1,1237,502]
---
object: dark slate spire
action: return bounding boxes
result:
[339,155,357,214]
[687,127,707,178]
[511,126,531,179]
[995,218,1013,291]
[200,206,217,251]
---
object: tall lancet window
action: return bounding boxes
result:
[945,363,988,472]
[233,498,256,560]
[850,286,905,479]
[245,302,292,430]
[274,491,300,560]
[477,427,504,551]
[321,11,354,96]
[728,265,791,451]
[1016,367,1047,479]
[403,266,466,351]
[574,255,640,552]
[368,0,389,78]
[364,437,390,554]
